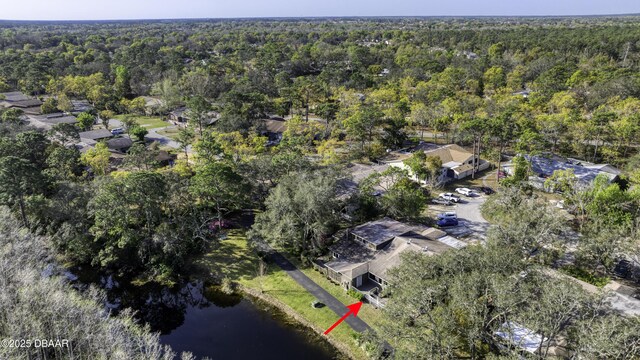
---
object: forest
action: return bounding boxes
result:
[1,16,640,359]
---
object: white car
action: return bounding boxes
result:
[111,127,124,135]
[438,193,460,203]
[455,187,475,197]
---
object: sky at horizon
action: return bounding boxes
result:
[1,0,639,21]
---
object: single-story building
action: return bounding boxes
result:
[140,96,164,115]
[106,137,133,153]
[0,91,31,102]
[156,150,177,167]
[26,113,77,130]
[502,154,621,190]
[385,142,490,184]
[79,129,113,142]
[258,118,287,145]
[168,106,219,125]
[168,107,188,122]
[321,218,465,306]
[70,99,93,114]
[0,92,43,115]
[337,162,390,201]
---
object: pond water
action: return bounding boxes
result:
[67,270,338,360]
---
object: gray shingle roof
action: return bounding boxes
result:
[525,155,619,184]
[350,218,420,247]
[0,92,30,102]
[79,129,113,141]
[107,137,133,150]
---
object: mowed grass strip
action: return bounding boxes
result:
[114,114,168,129]
[197,230,369,359]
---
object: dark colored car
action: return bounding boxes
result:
[437,217,459,227]
[477,186,495,195]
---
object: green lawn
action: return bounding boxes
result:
[193,230,371,359]
[192,229,258,283]
[156,127,180,139]
[280,251,387,333]
[114,114,168,129]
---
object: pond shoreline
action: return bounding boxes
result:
[240,285,357,360]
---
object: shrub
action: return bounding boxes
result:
[561,265,610,288]
[347,288,364,301]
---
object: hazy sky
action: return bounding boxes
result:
[1,0,639,20]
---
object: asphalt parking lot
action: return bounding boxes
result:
[431,193,489,242]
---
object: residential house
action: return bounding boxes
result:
[168,106,219,126]
[0,91,43,115]
[26,113,77,130]
[106,137,133,153]
[0,91,31,102]
[385,142,490,184]
[70,100,93,115]
[75,129,114,153]
[140,96,164,115]
[155,150,177,167]
[168,107,188,123]
[336,163,392,220]
[503,154,621,190]
[337,162,390,200]
[79,129,113,142]
[320,218,465,306]
[259,118,287,145]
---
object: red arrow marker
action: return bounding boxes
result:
[323,302,363,335]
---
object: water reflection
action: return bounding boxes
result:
[66,268,337,359]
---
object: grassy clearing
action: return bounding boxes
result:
[114,114,168,129]
[192,229,258,282]
[443,168,498,191]
[243,266,366,359]
[157,127,180,139]
[193,230,370,359]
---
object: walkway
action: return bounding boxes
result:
[268,251,373,333]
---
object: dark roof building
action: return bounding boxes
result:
[107,137,133,152]
[79,129,113,141]
[27,113,77,130]
[0,91,31,102]
[0,92,43,115]
[5,99,43,108]
[70,100,93,114]
[322,218,465,302]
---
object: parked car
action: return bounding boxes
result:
[438,193,460,203]
[476,186,495,195]
[111,127,124,135]
[437,217,459,227]
[432,198,453,206]
[455,187,476,197]
[437,212,457,220]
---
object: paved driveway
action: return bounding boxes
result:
[146,126,190,152]
[269,252,373,333]
[268,251,393,352]
[454,195,489,241]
